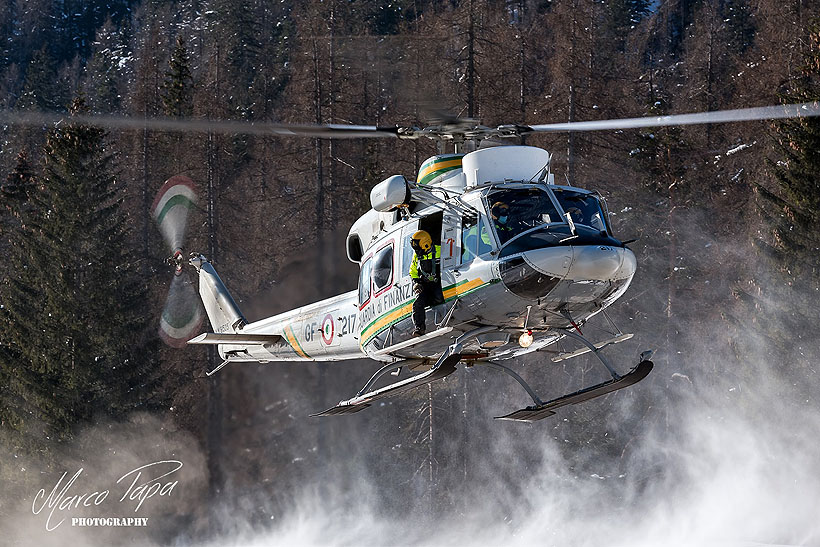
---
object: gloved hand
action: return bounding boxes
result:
[413,283,423,295]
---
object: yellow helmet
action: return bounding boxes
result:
[411,230,433,252]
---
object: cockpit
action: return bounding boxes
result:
[461,184,620,261]
[487,187,564,245]
[551,187,609,233]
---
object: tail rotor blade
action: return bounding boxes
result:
[152,175,202,347]
[152,175,197,252]
[159,273,205,348]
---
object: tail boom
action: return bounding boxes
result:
[187,254,365,363]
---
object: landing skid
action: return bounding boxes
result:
[311,325,652,421]
[486,329,653,422]
[311,354,461,416]
[493,359,653,422]
[312,325,496,417]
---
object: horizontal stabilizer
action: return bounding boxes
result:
[496,359,653,422]
[188,332,282,346]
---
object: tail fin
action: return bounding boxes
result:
[190,254,246,334]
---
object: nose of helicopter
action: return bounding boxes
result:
[520,245,635,280]
[565,244,636,281]
[499,245,636,301]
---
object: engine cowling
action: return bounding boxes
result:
[370,175,410,212]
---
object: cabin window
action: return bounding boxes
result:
[461,214,494,261]
[477,217,494,256]
[487,188,563,245]
[552,188,608,233]
[358,257,372,307]
[401,237,414,278]
[372,244,393,292]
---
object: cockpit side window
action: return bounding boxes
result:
[553,189,608,233]
[461,215,477,261]
[461,214,494,262]
[486,188,563,245]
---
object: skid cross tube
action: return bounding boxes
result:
[560,328,620,380]
[452,325,497,350]
[206,359,234,377]
[354,326,495,399]
[357,360,420,396]
[436,298,459,329]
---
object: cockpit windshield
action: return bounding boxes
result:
[487,187,563,245]
[552,187,608,233]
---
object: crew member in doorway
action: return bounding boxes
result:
[410,230,443,336]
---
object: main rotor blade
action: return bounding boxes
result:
[5,101,816,140]
[0,110,401,139]
[525,101,820,133]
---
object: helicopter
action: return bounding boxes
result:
[4,102,818,421]
[140,101,819,421]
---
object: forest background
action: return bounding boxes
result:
[0,0,819,545]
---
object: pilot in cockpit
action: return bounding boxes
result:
[566,206,584,224]
[491,201,516,234]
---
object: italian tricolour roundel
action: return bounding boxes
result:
[321,314,335,345]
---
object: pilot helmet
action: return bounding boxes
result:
[492,202,510,224]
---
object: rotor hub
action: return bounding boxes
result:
[167,249,185,275]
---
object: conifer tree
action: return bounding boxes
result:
[85,18,128,114]
[0,149,36,290]
[17,45,68,112]
[1,149,35,204]
[743,20,820,377]
[0,98,161,452]
[760,20,820,287]
[606,0,651,50]
[159,35,194,174]
[161,36,193,119]
[0,149,42,454]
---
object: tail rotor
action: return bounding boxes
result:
[152,175,204,347]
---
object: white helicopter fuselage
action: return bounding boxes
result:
[189,145,636,369]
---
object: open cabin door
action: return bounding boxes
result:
[440,209,461,291]
[399,219,420,283]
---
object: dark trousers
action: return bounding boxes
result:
[412,281,444,331]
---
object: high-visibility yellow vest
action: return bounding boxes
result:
[410,245,441,281]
